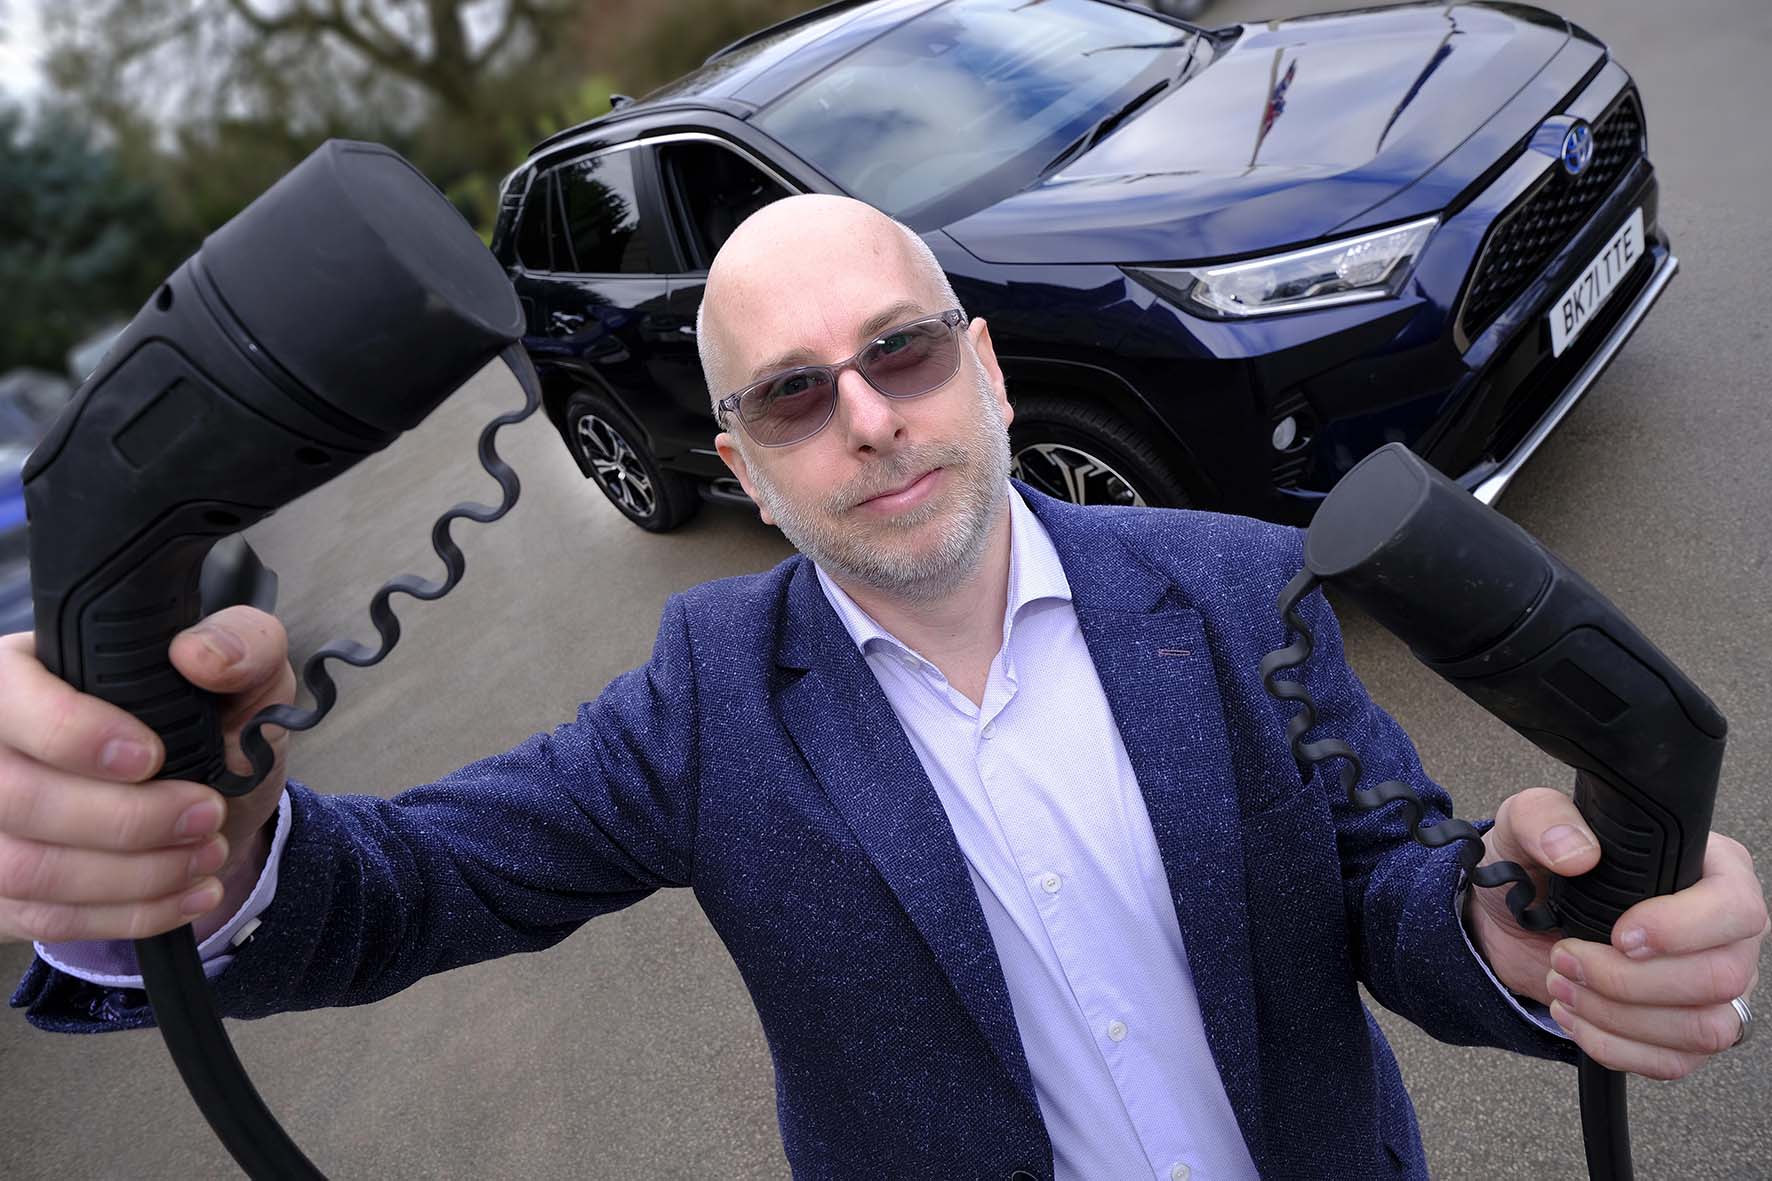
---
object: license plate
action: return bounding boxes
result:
[1549,207,1645,357]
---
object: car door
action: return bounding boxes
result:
[516,143,699,462]
[650,135,798,464]
[506,167,559,338]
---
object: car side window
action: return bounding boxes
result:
[555,150,654,275]
[657,141,792,270]
[513,173,556,271]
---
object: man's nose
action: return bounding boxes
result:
[835,366,905,453]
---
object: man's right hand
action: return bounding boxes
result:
[0,606,294,946]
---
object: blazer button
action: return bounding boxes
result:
[1009,1173,1039,1181]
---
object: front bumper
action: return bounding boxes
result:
[1468,246,1676,505]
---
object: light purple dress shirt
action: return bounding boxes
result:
[814,489,1260,1181]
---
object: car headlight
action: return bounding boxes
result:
[1125,216,1439,318]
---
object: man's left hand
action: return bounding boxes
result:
[1467,787,1767,1080]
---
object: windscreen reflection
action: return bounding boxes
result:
[753,0,1181,224]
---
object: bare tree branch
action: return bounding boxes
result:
[423,0,468,74]
[221,0,432,94]
[472,0,536,70]
[351,0,407,62]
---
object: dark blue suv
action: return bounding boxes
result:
[491,0,1673,531]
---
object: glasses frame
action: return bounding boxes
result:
[715,308,968,447]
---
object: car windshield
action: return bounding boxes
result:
[753,0,1191,227]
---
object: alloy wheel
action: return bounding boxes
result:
[1011,442,1146,507]
[577,412,658,520]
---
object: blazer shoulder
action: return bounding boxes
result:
[1108,505,1307,610]
[668,552,807,655]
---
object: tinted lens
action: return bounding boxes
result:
[740,368,837,445]
[861,319,959,396]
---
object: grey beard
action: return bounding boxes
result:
[747,371,1012,603]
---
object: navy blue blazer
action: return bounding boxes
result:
[15,486,1573,1179]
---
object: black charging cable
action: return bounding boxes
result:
[1259,567,1632,1180]
[211,345,543,795]
[130,343,543,1179]
[1259,568,1559,926]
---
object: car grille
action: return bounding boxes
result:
[1459,94,1645,342]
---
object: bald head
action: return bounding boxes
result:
[696,195,960,414]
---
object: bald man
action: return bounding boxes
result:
[6,196,1764,1180]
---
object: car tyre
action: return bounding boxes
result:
[565,390,700,532]
[1009,396,1192,510]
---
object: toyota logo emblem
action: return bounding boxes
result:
[1561,122,1595,176]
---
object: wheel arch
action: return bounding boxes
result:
[996,356,1219,504]
[537,360,645,480]
[544,373,701,531]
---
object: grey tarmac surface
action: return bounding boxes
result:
[3,1,1768,1176]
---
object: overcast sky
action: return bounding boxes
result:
[0,0,46,101]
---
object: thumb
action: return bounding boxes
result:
[168,606,290,696]
[1490,787,1601,877]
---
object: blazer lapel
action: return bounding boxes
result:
[773,559,1040,1113]
[1024,488,1269,1166]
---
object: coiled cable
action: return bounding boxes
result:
[1261,566,1638,1179]
[212,343,542,798]
[133,344,544,1179]
[1258,567,1559,932]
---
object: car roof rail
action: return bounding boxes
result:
[703,0,874,65]
[526,99,736,157]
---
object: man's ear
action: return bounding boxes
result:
[968,316,1012,427]
[714,431,776,526]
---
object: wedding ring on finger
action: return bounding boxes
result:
[1730,996,1754,1048]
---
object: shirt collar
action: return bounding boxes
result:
[814,483,1073,659]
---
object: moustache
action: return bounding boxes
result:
[831,446,970,513]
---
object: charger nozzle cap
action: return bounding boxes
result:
[200,139,524,436]
[1304,443,1551,663]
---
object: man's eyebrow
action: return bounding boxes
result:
[742,299,933,385]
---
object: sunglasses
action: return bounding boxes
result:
[716,308,968,447]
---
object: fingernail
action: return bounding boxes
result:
[195,624,245,666]
[1547,972,1577,1007]
[99,739,153,777]
[180,879,222,916]
[1542,824,1596,866]
[1549,1000,1577,1030]
[188,836,228,878]
[176,800,225,838]
[1552,947,1584,984]
[1619,927,1651,959]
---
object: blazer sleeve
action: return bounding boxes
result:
[12,594,703,1034]
[1285,573,1576,1065]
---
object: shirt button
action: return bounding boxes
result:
[1106,1019,1127,1043]
[1170,1164,1191,1181]
[1040,872,1062,895]
[897,654,918,670]
[981,720,996,739]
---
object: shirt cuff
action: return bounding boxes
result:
[34,788,293,986]
[1455,877,1569,1039]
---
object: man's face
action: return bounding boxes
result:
[710,232,1015,601]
